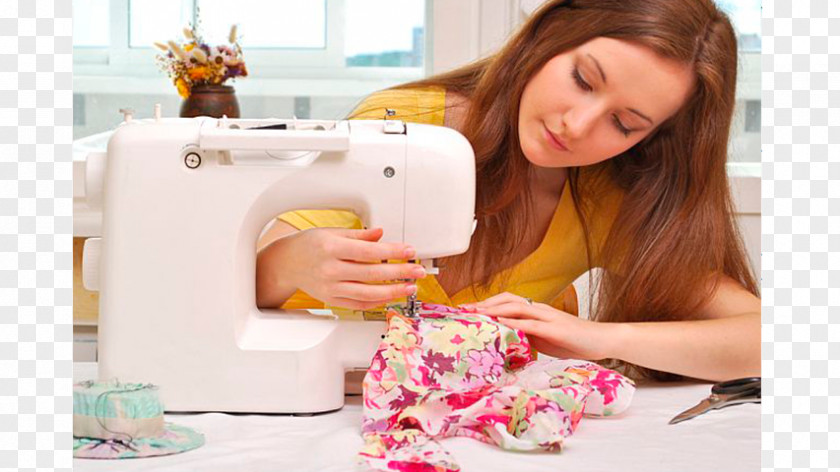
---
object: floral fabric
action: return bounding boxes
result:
[358,303,636,472]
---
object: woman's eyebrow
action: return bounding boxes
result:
[586,53,654,125]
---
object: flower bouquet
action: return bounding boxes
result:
[155,20,247,118]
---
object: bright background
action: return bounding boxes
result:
[71,0,761,167]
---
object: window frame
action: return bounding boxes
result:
[73,0,429,85]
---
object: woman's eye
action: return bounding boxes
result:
[570,66,632,137]
[612,115,631,137]
[570,67,592,92]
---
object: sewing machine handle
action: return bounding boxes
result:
[199,121,350,152]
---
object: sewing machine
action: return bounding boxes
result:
[81,112,476,413]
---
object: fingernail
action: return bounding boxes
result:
[405,284,417,295]
[412,268,426,278]
[404,247,416,259]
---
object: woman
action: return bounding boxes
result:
[256,0,760,383]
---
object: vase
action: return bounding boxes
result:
[179,84,241,119]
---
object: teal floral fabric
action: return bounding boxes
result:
[358,303,636,472]
[73,380,205,459]
[73,423,205,459]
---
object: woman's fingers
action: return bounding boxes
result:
[481,301,553,321]
[333,281,417,303]
[496,316,541,334]
[473,292,530,308]
[339,227,384,241]
[332,260,426,283]
[325,296,391,311]
[337,235,416,263]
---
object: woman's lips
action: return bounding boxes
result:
[543,124,569,151]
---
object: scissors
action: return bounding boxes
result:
[668,377,761,425]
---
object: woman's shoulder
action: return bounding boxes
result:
[347,85,447,126]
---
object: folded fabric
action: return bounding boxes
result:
[358,303,636,472]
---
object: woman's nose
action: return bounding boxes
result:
[562,105,599,140]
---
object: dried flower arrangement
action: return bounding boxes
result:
[155,18,248,99]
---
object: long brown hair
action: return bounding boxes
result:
[350,0,759,381]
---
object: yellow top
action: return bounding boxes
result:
[276,85,624,314]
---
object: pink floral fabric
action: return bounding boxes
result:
[358,303,636,472]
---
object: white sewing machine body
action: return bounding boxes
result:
[83,116,476,413]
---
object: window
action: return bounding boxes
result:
[72,0,429,138]
[73,0,426,72]
[71,0,109,47]
[715,0,761,164]
[715,0,761,52]
[128,1,196,49]
[344,0,426,67]
[130,1,328,49]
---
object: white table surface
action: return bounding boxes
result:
[73,362,759,472]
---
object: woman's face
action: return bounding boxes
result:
[518,37,696,168]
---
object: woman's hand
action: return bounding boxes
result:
[464,292,619,361]
[263,227,426,310]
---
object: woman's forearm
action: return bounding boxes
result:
[255,241,298,309]
[606,312,761,382]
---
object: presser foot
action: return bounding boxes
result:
[389,280,423,318]
[403,258,439,317]
[404,293,422,318]
[392,259,440,317]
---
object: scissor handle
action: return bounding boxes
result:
[712,377,761,396]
